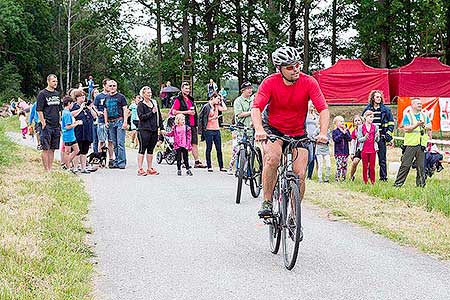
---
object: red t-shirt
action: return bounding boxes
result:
[172,96,195,126]
[252,73,328,136]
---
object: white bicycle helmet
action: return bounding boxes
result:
[272,46,302,67]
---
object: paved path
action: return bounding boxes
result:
[8,133,450,300]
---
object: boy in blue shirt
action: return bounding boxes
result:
[61,96,82,172]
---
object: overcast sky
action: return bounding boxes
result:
[123,0,356,69]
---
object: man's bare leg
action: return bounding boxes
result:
[261,140,283,202]
[42,150,49,171]
[292,148,309,200]
[47,150,55,171]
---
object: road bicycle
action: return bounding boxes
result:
[262,134,311,270]
[227,124,263,204]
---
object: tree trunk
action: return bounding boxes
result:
[244,0,254,80]
[379,0,389,68]
[204,0,216,78]
[267,0,277,73]
[405,0,412,63]
[58,3,64,93]
[66,0,72,92]
[331,0,337,64]
[235,0,244,86]
[77,40,81,84]
[156,0,162,84]
[303,0,310,73]
[446,0,450,65]
[288,0,297,47]
[182,0,190,58]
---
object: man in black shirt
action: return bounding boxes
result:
[36,74,62,171]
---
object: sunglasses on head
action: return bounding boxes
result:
[284,63,300,71]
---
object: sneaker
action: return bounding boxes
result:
[108,160,114,168]
[207,168,213,172]
[437,164,444,172]
[219,168,227,172]
[80,169,90,174]
[137,168,147,176]
[147,168,159,175]
[186,169,193,176]
[109,165,120,169]
[258,200,273,218]
[177,170,182,176]
[194,161,207,168]
[37,144,42,150]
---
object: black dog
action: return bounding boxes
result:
[87,146,108,167]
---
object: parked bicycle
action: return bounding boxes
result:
[226,124,263,204]
[262,134,311,270]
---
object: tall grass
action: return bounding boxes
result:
[0,117,93,299]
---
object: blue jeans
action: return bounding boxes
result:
[108,118,127,168]
[205,130,223,169]
[92,123,99,153]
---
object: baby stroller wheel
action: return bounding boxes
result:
[166,151,176,165]
[156,151,163,164]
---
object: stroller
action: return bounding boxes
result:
[156,117,176,165]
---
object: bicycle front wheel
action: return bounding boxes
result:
[250,147,263,198]
[281,179,302,270]
[269,183,281,254]
[235,149,246,204]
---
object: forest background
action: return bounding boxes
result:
[0,0,449,103]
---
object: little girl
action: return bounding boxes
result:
[314,127,331,183]
[19,111,28,139]
[332,115,352,181]
[349,114,363,181]
[166,114,193,176]
[357,110,379,184]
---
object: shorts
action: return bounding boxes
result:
[263,123,309,150]
[97,123,108,142]
[40,126,61,150]
[191,126,198,145]
[138,130,158,154]
[21,127,28,135]
[64,141,77,147]
[131,120,139,130]
[354,149,362,159]
[77,140,91,155]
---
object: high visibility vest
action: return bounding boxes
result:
[404,112,428,147]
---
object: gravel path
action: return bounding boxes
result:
[8,132,450,300]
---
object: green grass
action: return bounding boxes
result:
[339,169,450,216]
[0,117,93,299]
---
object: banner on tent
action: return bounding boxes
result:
[397,97,442,131]
[440,98,450,132]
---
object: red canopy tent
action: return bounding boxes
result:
[313,59,390,105]
[389,57,450,99]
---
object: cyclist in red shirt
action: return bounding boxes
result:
[252,46,330,217]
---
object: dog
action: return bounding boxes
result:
[87,146,108,167]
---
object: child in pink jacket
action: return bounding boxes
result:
[166,114,193,176]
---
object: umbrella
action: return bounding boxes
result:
[161,86,180,93]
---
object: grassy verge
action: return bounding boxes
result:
[0,118,93,299]
[306,181,450,259]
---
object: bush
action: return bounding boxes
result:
[0,62,23,105]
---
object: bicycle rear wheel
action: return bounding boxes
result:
[281,178,302,270]
[235,149,246,204]
[250,147,263,198]
[269,183,281,254]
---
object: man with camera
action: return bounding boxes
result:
[394,98,432,187]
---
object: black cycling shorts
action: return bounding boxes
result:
[263,123,309,150]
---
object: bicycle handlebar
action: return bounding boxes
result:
[267,134,313,144]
